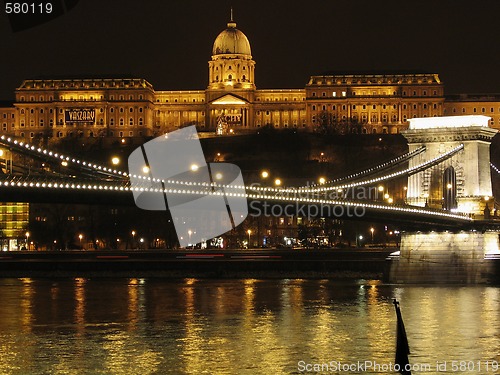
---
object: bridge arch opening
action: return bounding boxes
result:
[443,166,457,210]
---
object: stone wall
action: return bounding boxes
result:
[388,231,500,284]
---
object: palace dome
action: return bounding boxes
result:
[212,21,251,56]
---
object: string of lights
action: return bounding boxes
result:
[0,135,462,197]
[0,176,472,222]
[309,145,426,188]
[0,135,128,178]
[491,163,500,174]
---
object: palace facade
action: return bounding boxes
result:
[0,17,499,143]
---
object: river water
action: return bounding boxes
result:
[0,278,498,374]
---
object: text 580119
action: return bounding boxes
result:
[5,3,53,14]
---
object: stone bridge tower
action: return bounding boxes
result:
[403,115,497,216]
[389,115,500,284]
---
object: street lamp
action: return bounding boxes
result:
[78,234,83,248]
[247,229,252,248]
[25,232,30,250]
[370,227,374,243]
[357,235,363,247]
[188,230,192,248]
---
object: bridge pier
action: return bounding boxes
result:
[387,230,500,284]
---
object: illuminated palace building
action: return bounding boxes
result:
[1,17,500,142]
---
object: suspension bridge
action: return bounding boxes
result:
[1,115,500,282]
[0,132,494,229]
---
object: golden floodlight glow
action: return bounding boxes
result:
[274,178,282,186]
[111,157,120,165]
[388,197,394,204]
[384,193,390,199]
[261,170,269,178]
[0,150,3,157]
[190,164,199,172]
[447,183,453,189]
[378,185,384,192]
[61,161,68,167]
[215,172,223,180]
[408,115,490,130]
[142,166,150,174]
[319,177,326,184]
[211,96,247,105]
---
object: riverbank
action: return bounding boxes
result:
[0,248,393,278]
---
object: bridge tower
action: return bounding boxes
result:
[404,115,497,215]
[388,115,500,284]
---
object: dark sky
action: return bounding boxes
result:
[0,0,499,100]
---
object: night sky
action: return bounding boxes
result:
[1,0,499,100]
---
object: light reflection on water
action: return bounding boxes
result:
[0,278,497,374]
